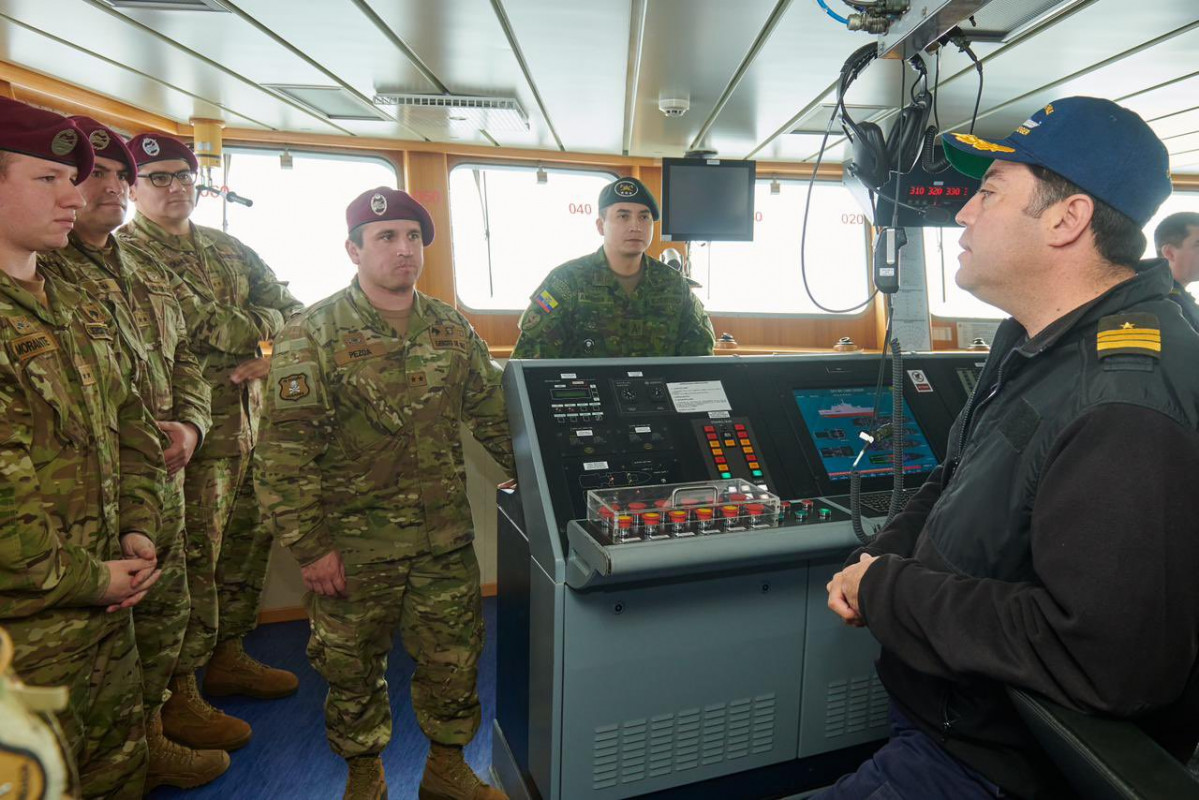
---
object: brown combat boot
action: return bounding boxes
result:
[418,744,507,800]
[203,637,299,699]
[161,672,252,751]
[144,708,230,790]
[344,756,388,800]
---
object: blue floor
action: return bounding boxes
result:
[150,599,497,800]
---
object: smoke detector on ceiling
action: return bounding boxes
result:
[659,94,691,118]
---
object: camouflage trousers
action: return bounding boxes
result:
[133,469,189,716]
[306,545,485,759]
[17,616,147,800]
[177,453,272,673]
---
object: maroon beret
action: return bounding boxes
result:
[127,132,198,172]
[346,187,434,245]
[69,116,137,184]
[0,96,93,183]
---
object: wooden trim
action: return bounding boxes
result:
[225,126,662,166]
[255,582,500,625]
[0,60,180,134]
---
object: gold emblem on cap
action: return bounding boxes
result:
[51,129,78,157]
[89,130,111,150]
[951,133,1016,154]
[141,138,160,157]
[614,180,637,197]
[370,193,388,215]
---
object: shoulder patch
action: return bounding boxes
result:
[535,290,559,313]
[279,372,311,402]
[1097,312,1160,359]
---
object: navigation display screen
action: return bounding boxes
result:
[793,387,940,481]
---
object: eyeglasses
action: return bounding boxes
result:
[137,170,197,189]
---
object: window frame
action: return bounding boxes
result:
[447,159,620,315]
[693,176,874,319]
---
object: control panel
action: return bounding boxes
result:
[512,353,982,558]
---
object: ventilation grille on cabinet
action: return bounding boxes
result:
[591,694,777,790]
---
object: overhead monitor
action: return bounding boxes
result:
[661,157,756,242]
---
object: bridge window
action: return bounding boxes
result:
[448,163,618,311]
[695,180,871,315]
[925,189,1199,318]
[922,227,1004,320]
[188,147,399,306]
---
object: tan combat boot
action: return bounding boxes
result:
[145,708,230,790]
[344,756,387,800]
[161,672,252,751]
[418,744,508,800]
[203,637,299,699]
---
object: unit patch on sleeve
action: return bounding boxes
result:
[1097,312,1161,359]
[536,290,559,313]
[279,372,311,402]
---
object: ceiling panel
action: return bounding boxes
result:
[502,0,628,154]
[358,0,555,149]
[0,11,264,128]
[926,0,1199,135]
[234,0,438,99]
[703,3,906,161]
[0,0,346,133]
[627,0,781,157]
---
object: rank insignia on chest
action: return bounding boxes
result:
[134,310,153,328]
[279,373,311,401]
[1097,313,1161,359]
[536,290,559,313]
[409,371,427,387]
[80,302,106,323]
[7,316,35,333]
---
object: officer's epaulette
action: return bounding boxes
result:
[1096,312,1160,359]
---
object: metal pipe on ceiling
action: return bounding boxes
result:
[78,0,354,135]
[347,0,451,95]
[217,0,428,140]
[622,0,648,157]
[488,0,565,151]
[688,0,794,155]
[0,11,271,131]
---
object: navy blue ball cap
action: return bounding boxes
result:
[599,177,660,221]
[943,96,1172,226]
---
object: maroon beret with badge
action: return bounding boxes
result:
[69,116,137,184]
[0,96,94,183]
[345,186,435,245]
[127,132,199,172]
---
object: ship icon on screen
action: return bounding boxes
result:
[817,402,873,418]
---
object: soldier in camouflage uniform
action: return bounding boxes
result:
[255,187,513,800]
[0,98,165,799]
[38,116,228,790]
[511,176,714,358]
[118,133,303,752]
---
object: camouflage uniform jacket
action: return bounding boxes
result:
[511,247,715,358]
[39,233,211,439]
[117,214,303,458]
[256,281,514,567]
[0,271,165,655]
